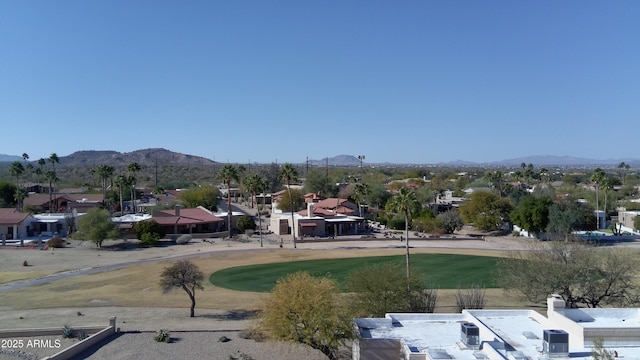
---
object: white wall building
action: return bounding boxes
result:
[354,296,640,359]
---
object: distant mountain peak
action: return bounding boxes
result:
[308,155,361,166]
[57,149,218,166]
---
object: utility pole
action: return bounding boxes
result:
[154,156,158,188]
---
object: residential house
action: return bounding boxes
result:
[23,193,103,213]
[618,210,640,232]
[0,208,34,242]
[269,199,366,238]
[152,206,224,236]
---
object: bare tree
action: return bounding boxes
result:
[159,260,204,317]
[497,242,639,308]
[455,283,486,312]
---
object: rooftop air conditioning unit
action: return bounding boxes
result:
[543,329,569,357]
[461,322,480,348]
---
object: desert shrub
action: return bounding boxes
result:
[133,220,165,240]
[386,217,406,230]
[47,236,66,248]
[22,260,28,267]
[62,325,73,338]
[175,234,192,245]
[236,216,256,233]
[76,331,88,340]
[218,335,231,342]
[154,329,171,343]
[238,328,267,342]
[140,232,160,246]
[412,217,442,234]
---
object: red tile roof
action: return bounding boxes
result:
[0,209,30,225]
[153,207,223,225]
[314,198,356,210]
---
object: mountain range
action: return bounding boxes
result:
[0,149,638,168]
[0,149,216,167]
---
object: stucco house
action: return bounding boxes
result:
[152,206,224,236]
[23,193,104,213]
[270,201,366,238]
[0,208,34,241]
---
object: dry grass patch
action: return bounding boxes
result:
[0,270,52,283]
[0,247,516,311]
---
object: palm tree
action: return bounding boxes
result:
[618,162,631,185]
[47,153,60,208]
[127,162,142,214]
[279,163,299,248]
[44,170,59,212]
[352,183,371,217]
[36,158,46,188]
[243,174,267,247]
[96,164,115,206]
[219,164,240,239]
[13,188,28,211]
[21,153,32,183]
[386,187,420,281]
[114,174,131,215]
[9,161,25,189]
[591,168,606,229]
[484,171,503,195]
[48,153,59,172]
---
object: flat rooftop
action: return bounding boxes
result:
[356,308,640,359]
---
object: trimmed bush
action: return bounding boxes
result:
[140,232,160,246]
[236,216,256,233]
[133,220,165,240]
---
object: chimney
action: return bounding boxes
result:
[307,203,313,218]
[547,294,565,318]
[175,205,181,217]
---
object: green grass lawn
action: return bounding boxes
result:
[210,254,499,292]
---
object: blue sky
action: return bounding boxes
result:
[1,1,639,164]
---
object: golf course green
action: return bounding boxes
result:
[210,253,499,292]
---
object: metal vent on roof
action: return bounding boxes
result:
[543,329,569,357]
[427,349,454,359]
[461,322,480,349]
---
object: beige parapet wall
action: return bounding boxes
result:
[0,317,117,360]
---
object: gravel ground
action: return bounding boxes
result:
[0,307,329,360]
[0,336,77,360]
[75,331,328,360]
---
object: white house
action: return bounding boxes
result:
[354,295,640,359]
